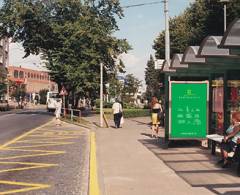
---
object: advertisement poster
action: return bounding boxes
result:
[169,81,209,139]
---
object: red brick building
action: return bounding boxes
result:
[8,65,57,94]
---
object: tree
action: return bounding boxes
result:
[0,0,130,106]
[122,74,142,103]
[145,55,161,101]
[0,66,7,98]
[153,0,240,59]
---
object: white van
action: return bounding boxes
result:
[46,91,61,112]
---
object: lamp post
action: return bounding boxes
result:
[163,0,170,62]
[220,0,230,32]
[100,62,103,127]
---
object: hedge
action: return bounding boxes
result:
[96,108,151,118]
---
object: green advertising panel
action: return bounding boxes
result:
[170,82,208,139]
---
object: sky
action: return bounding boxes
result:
[1,0,194,87]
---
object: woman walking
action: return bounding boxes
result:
[151,97,162,138]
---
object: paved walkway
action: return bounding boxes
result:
[85,115,240,195]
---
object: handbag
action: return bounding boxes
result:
[157,111,163,121]
[120,116,124,125]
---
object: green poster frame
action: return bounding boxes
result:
[169,81,209,140]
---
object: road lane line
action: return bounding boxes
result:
[0,119,54,149]
[89,132,100,195]
[0,180,49,195]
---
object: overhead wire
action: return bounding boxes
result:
[122,1,162,9]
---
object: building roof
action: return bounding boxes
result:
[198,36,230,57]
[182,46,205,64]
[220,18,240,48]
[170,54,188,69]
[162,60,176,72]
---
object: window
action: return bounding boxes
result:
[14,70,18,78]
[19,71,24,78]
[31,73,33,78]
[28,72,30,78]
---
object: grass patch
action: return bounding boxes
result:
[61,115,91,127]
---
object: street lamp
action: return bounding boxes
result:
[220,0,230,32]
[163,0,170,62]
[100,62,103,127]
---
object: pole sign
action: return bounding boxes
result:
[169,81,209,139]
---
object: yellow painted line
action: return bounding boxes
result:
[0,148,65,160]
[8,142,74,149]
[0,180,49,194]
[89,132,100,195]
[27,134,81,138]
[16,137,77,142]
[0,161,58,173]
[0,119,54,149]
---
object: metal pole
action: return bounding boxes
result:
[100,62,103,127]
[164,0,170,62]
[224,4,227,31]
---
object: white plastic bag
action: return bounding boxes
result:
[120,116,124,125]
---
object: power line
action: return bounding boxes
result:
[122,1,162,9]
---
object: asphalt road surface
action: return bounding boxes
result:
[0,110,90,195]
[0,110,53,146]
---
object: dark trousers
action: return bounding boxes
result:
[114,112,122,128]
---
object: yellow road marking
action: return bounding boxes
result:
[0,119,85,194]
[0,120,54,149]
[0,161,58,173]
[8,142,74,149]
[16,137,77,142]
[0,148,65,160]
[89,132,100,195]
[0,180,49,194]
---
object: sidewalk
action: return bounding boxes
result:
[86,115,240,195]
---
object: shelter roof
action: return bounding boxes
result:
[170,54,188,68]
[182,46,205,64]
[220,18,240,48]
[198,36,229,56]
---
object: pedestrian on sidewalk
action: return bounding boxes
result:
[151,96,162,138]
[219,112,240,167]
[54,98,62,126]
[112,99,123,128]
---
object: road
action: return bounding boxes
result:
[0,110,53,146]
[0,109,90,195]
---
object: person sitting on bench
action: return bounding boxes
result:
[219,112,240,168]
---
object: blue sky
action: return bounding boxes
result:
[0,0,194,87]
[116,0,194,87]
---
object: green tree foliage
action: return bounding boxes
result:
[108,73,124,101]
[0,0,130,105]
[39,88,48,104]
[10,82,26,103]
[0,66,7,98]
[153,0,240,59]
[144,55,162,100]
[122,74,141,103]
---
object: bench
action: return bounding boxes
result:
[206,134,223,155]
[207,134,240,176]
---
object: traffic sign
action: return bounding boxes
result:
[60,86,68,96]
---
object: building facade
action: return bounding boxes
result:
[0,37,9,67]
[7,65,57,94]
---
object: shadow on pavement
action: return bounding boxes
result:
[139,137,240,195]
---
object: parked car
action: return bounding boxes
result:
[0,100,9,111]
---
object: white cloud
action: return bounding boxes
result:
[119,53,140,68]
[9,42,46,71]
[119,52,148,90]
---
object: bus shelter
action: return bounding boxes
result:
[161,19,240,142]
